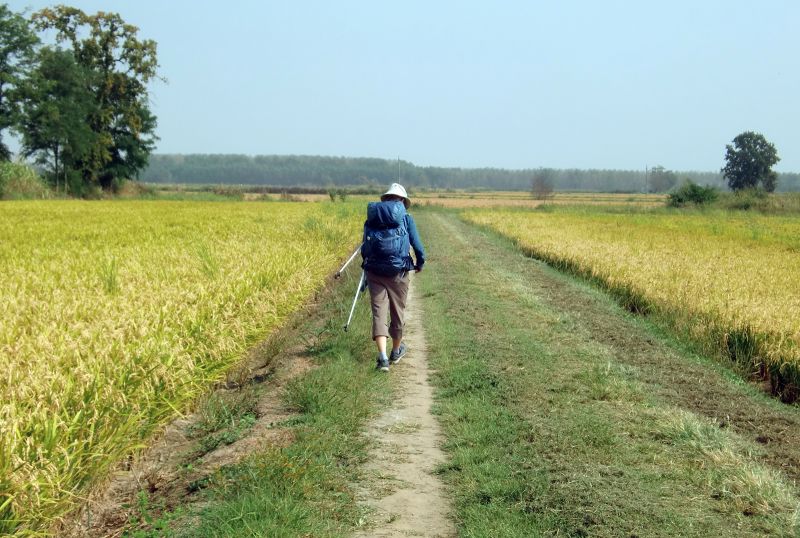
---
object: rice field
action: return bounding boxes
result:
[0,200,361,534]
[415,191,666,208]
[465,207,800,397]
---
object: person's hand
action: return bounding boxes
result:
[415,265,423,273]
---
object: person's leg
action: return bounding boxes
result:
[375,335,388,355]
[367,272,391,370]
[368,274,390,341]
[386,272,410,358]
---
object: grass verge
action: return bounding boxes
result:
[185,388,260,456]
[416,210,799,537]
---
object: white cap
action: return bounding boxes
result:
[380,183,411,208]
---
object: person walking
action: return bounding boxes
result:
[361,183,425,372]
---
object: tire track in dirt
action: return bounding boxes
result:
[354,275,455,538]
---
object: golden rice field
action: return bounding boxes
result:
[415,191,666,209]
[162,189,667,208]
[0,200,361,534]
[465,208,800,396]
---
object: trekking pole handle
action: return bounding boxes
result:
[335,243,363,279]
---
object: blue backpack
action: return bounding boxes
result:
[361,200,411,276]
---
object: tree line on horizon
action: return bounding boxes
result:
[141,154,800,193]
[3,3,791,197]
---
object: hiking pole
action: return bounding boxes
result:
[344,270,367,332]
[335,244,363,279]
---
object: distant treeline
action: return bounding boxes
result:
[141,155,800,192]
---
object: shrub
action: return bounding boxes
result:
[668,180,718,207]
[531,173,555,201]
[718,189,769,211]
[0,161,51,199]
[116,180,156,198]
[211,184,244,199]
[326,188,348,202]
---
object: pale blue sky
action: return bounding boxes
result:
[9,1,800,171]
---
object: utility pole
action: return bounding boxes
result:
[644,165,648,194]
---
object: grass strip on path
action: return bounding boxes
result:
[415,209,800,537]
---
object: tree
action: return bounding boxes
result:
[647,165,677,193]
[32,6,159,190]
[721,131,780,192]
[17,47,97,194]
[0,4,39,160]
[531,168,555,200]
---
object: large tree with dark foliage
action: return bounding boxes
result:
[17,47,97,193]
[0,3,39,160]
[721,131,780,192]
[32,6,159,190]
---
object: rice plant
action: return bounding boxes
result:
[466,208,800,397]
[0,200,361,534]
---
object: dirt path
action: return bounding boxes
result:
[54,268,456,537]
[354,275,456,538]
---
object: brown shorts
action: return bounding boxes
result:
[366,270,409,340]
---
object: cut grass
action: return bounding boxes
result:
[416,210,800,537]
[656,411,800,521]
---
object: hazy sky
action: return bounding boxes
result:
[8,1,800,171]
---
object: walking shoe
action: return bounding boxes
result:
[389,343,407,364]
[376,353,390,372]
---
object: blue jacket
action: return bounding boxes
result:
[404,213,426,271]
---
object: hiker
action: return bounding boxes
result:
[361,183,426,372]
